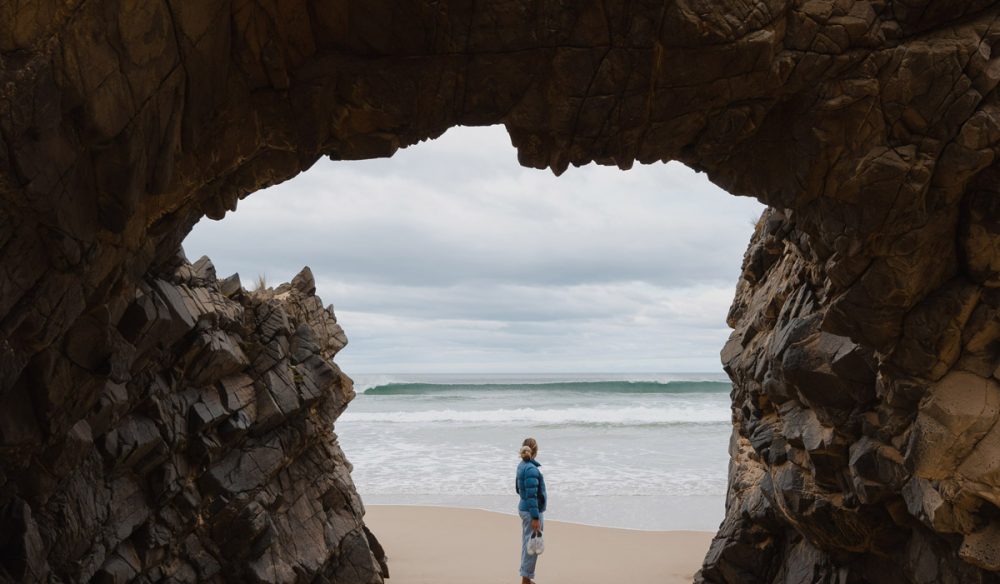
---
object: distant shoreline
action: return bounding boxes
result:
[365,502,718,534]
[348,371,732,394]
[358,494,726,532]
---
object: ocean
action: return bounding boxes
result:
[337,373,732,532]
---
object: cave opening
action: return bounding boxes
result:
[183,124,765,534]
[6,4,1000,581]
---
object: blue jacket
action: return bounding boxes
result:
[515,459,547,519]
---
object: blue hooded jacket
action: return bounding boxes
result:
[515,459,547,519]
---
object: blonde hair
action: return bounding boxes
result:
[520,437,538,461]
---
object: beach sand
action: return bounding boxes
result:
[364,505,714,584]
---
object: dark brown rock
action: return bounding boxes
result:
[0,255,385,582]
[3,1,1000,582]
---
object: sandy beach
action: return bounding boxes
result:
[364,505,714,584]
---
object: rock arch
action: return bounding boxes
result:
[2,1,1000,581]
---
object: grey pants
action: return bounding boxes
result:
[519,510,544,579]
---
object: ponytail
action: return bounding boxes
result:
[520,437,538,460]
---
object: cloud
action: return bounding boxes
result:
[183,125,765,373]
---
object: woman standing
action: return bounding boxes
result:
[515,437,546,584]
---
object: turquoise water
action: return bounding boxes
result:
[337,373,732,531]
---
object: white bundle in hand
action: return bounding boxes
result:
[527,531,545,556]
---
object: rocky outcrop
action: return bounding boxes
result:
[3,1,1000,582]
[0,253,385,582]
[699,209,1000,583]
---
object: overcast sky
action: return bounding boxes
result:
[183,125,765,374]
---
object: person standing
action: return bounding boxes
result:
[516,437,546,584]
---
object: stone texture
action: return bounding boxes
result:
[2,1,1000,582]
[0,255,384,582]
[707,206,1000,583]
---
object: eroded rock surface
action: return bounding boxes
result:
[3,1,1000,582]
[0,254,385,582]
[704,209,1000,583]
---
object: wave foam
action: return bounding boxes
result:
[340,405,730,425]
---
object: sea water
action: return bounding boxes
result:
[337,373,732,531]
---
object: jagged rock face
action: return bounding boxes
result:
[702,209,1000,583]
[1,254,386,582]
[2,1,1000,582]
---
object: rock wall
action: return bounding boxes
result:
[2,1,1000,582]
[0,254,386,582]
[698,208,1000,583]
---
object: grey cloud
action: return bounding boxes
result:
[316,279,736,325]
[334,309,733,373]
[189,128,762,288]
[184,125,765,373]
